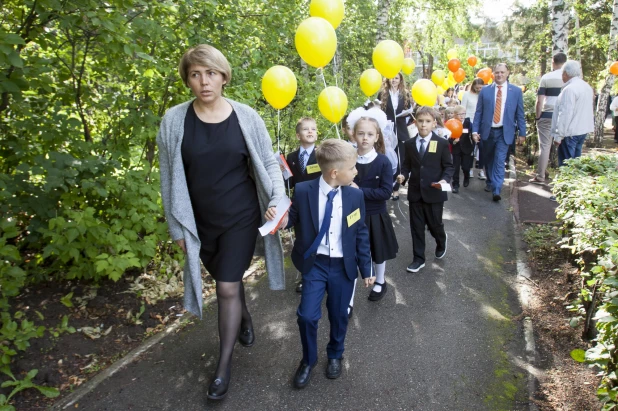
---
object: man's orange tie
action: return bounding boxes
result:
[493,85,502,124]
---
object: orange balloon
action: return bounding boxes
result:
[611,61,618,76]
[468,55,478,67]
[448,58,461,73]
[477,68,492,84]
[454,68,466,83]
[445,119,463,139]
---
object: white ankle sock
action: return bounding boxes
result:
[348,278,357,314]
[372,262,386,292]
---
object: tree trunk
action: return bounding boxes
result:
[375,0,390,43]
[593,0,618,145]
[551,0,569,54]
[540,8,549,76]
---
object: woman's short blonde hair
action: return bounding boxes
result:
[178,44,232,86]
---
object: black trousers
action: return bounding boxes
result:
[409,200,447,264]
[452,150,473,188]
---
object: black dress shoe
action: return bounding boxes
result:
[295,281,303,293]
[326,358,342,379]
[368,281,387,301]
[493,194,501,201]
[463,178,470,187]
[452,187,459,194]
[484,185,492,192]
[238,324,255,347]
[293,361,315,389]
[435,233,448,259]
[207,375,230,400]
[406,261,425,273]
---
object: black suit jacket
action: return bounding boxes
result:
[449,118,474,155]
[379,92,411,142]
[401,133,454,203]
[285,148,321,190]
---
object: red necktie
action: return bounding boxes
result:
[493,86,502,124]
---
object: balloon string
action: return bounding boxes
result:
[277,109,281,152]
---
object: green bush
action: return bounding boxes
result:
[553,154,618,409]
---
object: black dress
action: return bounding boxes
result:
[181,103,261,282]
[355,160,399,264]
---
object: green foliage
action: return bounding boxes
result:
[0,366,59,409]
[553,154,618,409]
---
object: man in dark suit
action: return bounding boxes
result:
[285,139,373,388]
[472,63,526,201]
[285,117,322,190]
[398,107,454,273]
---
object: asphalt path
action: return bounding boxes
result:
[76,174,529,410]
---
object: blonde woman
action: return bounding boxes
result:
[157,44,286,400]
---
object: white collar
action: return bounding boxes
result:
[319,176,339,196]
[418,133,432,142]
[357,148,378,164]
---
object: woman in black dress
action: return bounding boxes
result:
[159,45,286,401]
[379,72,412,200]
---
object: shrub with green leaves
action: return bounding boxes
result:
[553,154,618,409]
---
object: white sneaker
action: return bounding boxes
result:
[478,170,487,180]
[469,170,474,178]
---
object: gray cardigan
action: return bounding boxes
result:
[157,98,286,318]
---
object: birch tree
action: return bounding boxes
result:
[551,0,570,54]
[376,0,391,43]
[593,0,618,145]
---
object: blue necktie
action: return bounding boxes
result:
[304,189,338,259]
[418,139,426,158]
[300,151,307,173]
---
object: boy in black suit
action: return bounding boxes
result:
[284,139,374,388]
[449,106,474,194]
[285,117,322,190]
[397,107,454,273]
[284,117,323,293]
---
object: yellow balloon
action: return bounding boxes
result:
[431,70,446,86]
[447,48,458,60]
[447,72,457,87]
[372,40,404,79]
[411,79,438,107]
[262,66,297,110]
[295,17,337,68]
[457,90,464,101]
[438,95,446,105]
[309,0,344,29]
[318,86,348,123]
[402,58,416,75]
[360,69,382,97]
[441,79,449,90]
[436,86,445,95]
[488,78,493,85]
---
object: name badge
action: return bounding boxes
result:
[306,164,321,174]
[463,128,469,133]
[428,141,438,153]
[347,208,361,227]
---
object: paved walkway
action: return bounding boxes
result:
[71,175,530,410]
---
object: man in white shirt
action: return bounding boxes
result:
[530,52,566,184]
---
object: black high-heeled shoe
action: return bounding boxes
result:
[207,374,230,400]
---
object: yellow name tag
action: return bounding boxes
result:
[347,208,361,227]
[428,141,437,153]
[306,164,321,174]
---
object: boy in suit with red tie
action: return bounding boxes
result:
[285,117,322,190]
[398,107,454,273]
[284,139,374,388]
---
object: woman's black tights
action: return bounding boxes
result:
[214,281,252,380]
